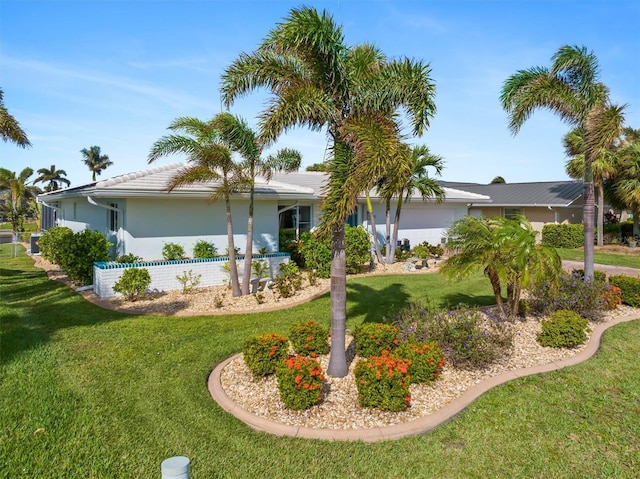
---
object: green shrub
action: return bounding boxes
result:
[413,241,445,259]
[608,275,640,307]
[50,229,111,285]
[541,223,584,248]
[571,269,606,283]
[39,226,74,265]
[273,261,302,298]
[115,253,142,264]
[192,240,218,259]
[288,320,329,357]
[275,355,325,410]
[162,242,186,261]
[112,268,151,301]
[251,259,269,279]
[279,229,304,267]
[298,225,372,278]
[176,270,201,294]
[242,333,289,378]
[354,351,411,411]
[395,340,444,384]
[354,323,399,358]
[527,271,612,320]
[537,310,590,348]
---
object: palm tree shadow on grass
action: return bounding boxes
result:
[346,282,412,324]
[439,292,499,310]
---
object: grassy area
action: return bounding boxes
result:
[2,245,639,478]
[556,247,640,269]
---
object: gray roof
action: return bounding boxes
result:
[440,181,584,207]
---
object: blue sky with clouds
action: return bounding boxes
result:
[2,0,639,188]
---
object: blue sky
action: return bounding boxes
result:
[2,0,639,188]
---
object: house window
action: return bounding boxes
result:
[109,203,119,231]
[504,208,522,220]
[346,209,358,227]
[279,205,311,237]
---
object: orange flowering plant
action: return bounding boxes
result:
[288,320,329,357]
[354,351,411,411]
[601,285,622,310]
[242,333,289,378]
[395,340,445,384]
[354,323,399,358]
[275,355,325,410]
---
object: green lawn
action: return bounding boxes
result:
[556,247,640,269]
[2,245,639,478]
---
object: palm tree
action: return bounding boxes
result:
[0,88,31,148]
[148,115,246,297]
[81,146,113,182]
[210,112,301,295]
[0,167,41,233]
[563,109,623,246]
[501,45,624,280]
[441,215,561,319]
[221,7,436,377]
[379,144,445,263]
[34,164,71,192]
[609,128,640,235]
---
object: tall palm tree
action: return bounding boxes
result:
[441,215,561,319]
[609,128,640,235]
[81,146,113,182]
[34,164,70,192]
[148,115,246,297]
[221,7,436,376]
[501,45,624,280]
[379,144,445,263]
[0,167,41,233]
[0,88,31,148]
[210,112,301,295]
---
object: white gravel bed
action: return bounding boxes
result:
[220,305,636,430]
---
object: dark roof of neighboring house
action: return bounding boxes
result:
[440,180,584,207]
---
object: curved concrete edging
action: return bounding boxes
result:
[207,313,639,442]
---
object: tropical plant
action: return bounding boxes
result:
[0,88,31,147]
[148,116,244,296]
[112,268,151,301]
[34,164,70,192]
[607,127,640,235]
[441,215,561,318]
[210,112,301,295]
[379,144,445,263]
[0,167,41,233]
[221,6,436,376]
[501,45,624,280]
[81,145,113,181]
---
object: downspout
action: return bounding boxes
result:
[87,196,124,257]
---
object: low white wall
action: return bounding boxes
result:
[93,253,290,299]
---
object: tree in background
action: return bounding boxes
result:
[0,88,31,148]
[501,45,624,281]
[607,127,640,236]
[490,176,506,184]
[0,167,41,232]
[305,163,329,172]
[221,7,436,376]
[81,145,113,182]
[34,164,70,192]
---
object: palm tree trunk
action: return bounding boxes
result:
[485,266,505,317]
[241,186,255,295]
[596,182,604,246]
[365,193,383,263]
[385,199,392,264]
[327,223,348,377]
[583,158,596,281]
[506,277,522,319]
[390,194,404,261]
[225,194,242,297]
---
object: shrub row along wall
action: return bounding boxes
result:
[93,253,290,299]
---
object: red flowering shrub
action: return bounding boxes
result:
[601,285,622,310]
[354,323,399,358]
[288,320,329,357]
[276,355,325,410]
[354,351,411,411]
[242,333,289,378]
[395,340,445,384]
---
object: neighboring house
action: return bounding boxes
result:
[441,180,585,235]
[37,163,491,260]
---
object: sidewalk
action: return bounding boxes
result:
[562,260,640,278]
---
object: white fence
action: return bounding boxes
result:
[93,253,290,299]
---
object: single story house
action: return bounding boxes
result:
[37,163,492,261]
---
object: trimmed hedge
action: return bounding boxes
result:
[608,275,640,307]
[541,223,584,248]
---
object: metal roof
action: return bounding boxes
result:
[440,180,584,207]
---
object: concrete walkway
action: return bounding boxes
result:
[562,260,640,278]
[208,312,639,442]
